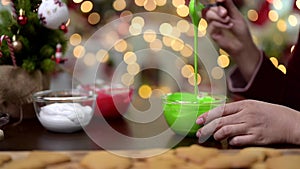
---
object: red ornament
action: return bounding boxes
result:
[53,43,67,64]
[17,9,28,25]
[59,24,68,33]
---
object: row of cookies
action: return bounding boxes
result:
[0,151,71,169]
[80,145,300,169]
[0,144,300,169]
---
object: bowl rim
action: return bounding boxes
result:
[161,92,227,105]
[33,89,96,102]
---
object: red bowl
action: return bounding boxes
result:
[96,87,133,118]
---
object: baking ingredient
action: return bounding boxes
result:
[163,92,216,137]
[189,0,205,95]
[38,103,93,133]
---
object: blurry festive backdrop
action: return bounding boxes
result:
[0,0,299,99]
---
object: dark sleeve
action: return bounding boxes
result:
[227,31,300,111]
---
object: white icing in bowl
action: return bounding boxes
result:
[33,89,96,133]
[38,103,93,133]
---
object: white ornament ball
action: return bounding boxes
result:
[38,0,69,30]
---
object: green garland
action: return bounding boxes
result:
[0,0,68,73]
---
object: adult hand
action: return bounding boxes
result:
[196,100,300,146]
[204,0,261,81]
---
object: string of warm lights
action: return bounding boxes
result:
[67,0,299,99]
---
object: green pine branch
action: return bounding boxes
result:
[0,0,68,73]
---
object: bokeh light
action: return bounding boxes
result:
[159,23,173,36]
[177,19,190,33]
[69,33,82,46]
[121,73,135,86]
[247,9,258,22]
[127,63,140,75]
[217,55,230,68]
[277,19,287,32]
[155,0,167,6]
[131,16,145,27]
[73,0,83,3]
[176,5,189,17]
[113,0,127,11]
[268,10,279,22]
[144,0,157,11]
[73,45,85,58]
[291,45,295,53]
[135,0,145,6]
[273,0,283,10]
[162,36,173,47]
[288,15,298,27]
[114,39,128,52]
[88,12,101,25]
[139,85,152,99]
[96,49,109,63]
[81,1,93,13]
[172,0,185,8]
[124,52,137,64]
[143,29,157,43]
[171,38,184,51]
[83,52,96,66]
[277,64,286,74]
[180,44,193,58]
[211,67,224,80]
[188,73,201,86]
[269,57,279,67]
[181,65,194,78]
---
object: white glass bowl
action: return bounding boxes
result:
[33,89,96,133]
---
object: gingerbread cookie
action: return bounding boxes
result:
[175,144,219,164]
[250,162,267,169]
[0,154,11,166]
[0,158,45,169]
[203,153,258,169]
[239,147,282,161]
[266,155,300,169]
[27,151,71,165]
[80,151,132,169]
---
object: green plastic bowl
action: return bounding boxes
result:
[162,92,226,137]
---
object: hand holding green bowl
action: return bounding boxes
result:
[162,92,225,137]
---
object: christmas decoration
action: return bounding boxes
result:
[17,9,28,25]
[38,0,69,30]
[0,35,17,67]
[53,43,67,63]
[0,0,68,73]
[59,23,68,33]
[0,0,69,119]
[12,35,23,52]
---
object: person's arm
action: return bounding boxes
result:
[204,0,260,82]
[196,100,300,146]
[205,0,300,110]
[228,30,300,111]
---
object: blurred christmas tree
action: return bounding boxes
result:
[0,0,69,73]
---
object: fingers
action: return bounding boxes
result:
[196,102,242,125]
[205,6,231,24]
[207,21,233,38]
[196,113,244,141]
[228,135,257,146]
[213,123,246,141]
[216,0,241,18]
